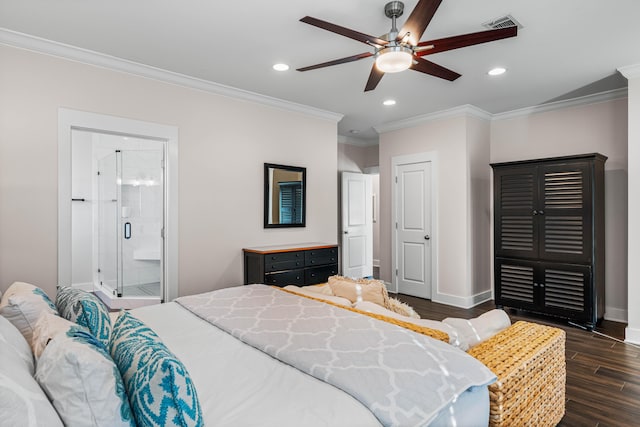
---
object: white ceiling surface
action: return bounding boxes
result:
[1,0,639,141]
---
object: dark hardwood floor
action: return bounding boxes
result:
[395,295,640,427]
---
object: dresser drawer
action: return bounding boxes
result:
[305,248,338,267]
[264,251,304,263]
[264,269,305,287]
[305,264,338,285]
[265,259,304,272]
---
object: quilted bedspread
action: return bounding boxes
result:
[176,284,495,427]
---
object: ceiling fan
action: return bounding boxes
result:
[297,0,518,91]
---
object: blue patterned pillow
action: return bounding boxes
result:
[56,286,111,347]
[110,312,203,427]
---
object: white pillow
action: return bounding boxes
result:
[0,282,58,344]
[443,309,511,349]
[0,319,63,427]
[283,285,353,306]
[0,314,35,374]
[35,327,135,427]
[31,312,77,359]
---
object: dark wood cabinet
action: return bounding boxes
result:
[492,153,606,329]
[243,243,338,287]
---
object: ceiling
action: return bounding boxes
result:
[1,0,639,142]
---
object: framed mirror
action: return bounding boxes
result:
[264,163,306,228]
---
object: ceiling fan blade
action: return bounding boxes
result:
[364,66,385,92]
[300,16,389,47]
[410,57,461,81]
[297,52,374,72]
[416,26,518,56]
[398,0,443,46]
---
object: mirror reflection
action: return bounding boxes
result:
[264,163,306,228]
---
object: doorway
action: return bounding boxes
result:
[59,109,178,307]
[341,172,373,278]
[391,152,437,298]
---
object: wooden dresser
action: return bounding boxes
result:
[243,243,338,287]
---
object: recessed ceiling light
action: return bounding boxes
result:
[273,63,290,71]
[488,67,507,76]
[383,99,396,106]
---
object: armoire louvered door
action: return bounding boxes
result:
[538,163,592,264]
[494,166,537,260]
[492,154,606,330]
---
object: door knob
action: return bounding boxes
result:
[343,231,348,234]
[424,235,430,240]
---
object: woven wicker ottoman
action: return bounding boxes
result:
[467,321,566,427]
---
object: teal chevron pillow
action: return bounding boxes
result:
[56,286,111,347]
[110,311,203,427]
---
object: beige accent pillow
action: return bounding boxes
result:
[328,276,390,309]
[31,312,76,359]
[0,282,58,345]
[305,283,334,296]
[388,297,421,319]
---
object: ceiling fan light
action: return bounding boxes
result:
[375,46,413,73]
[488,67,506,76]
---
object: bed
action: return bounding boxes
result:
[1,281,565,427]
[131,285,495,426]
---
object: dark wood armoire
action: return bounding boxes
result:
[491,153,606,330]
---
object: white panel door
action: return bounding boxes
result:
[396,162,432,298]
[341,172,373,278]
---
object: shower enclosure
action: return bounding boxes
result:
[96,148,164,300]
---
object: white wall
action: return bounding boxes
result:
[491,98,628,321]
[379,115,480,305]
[621,68,640,342]
[466,117,492,296]
[70,130,94,286]
[0,44,339,299]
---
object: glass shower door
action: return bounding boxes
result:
[119,149,164,299]
[97,152,119,294]
[98,147,163,300]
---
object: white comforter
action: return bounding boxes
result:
[176,285,496,426]
[132,292,492,427]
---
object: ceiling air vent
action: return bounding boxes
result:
[482,14,522,30]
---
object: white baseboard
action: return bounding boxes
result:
[70,282,93,291]
[94,288,161,310]
[431,289,492,309]
[625,326,640,345]
[604,306,628,323]
[384,281,397,294]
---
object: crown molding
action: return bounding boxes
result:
[0,28,343,123]
[374,87,628,135]
[337,135,379,147]
[618,64,640,79]
[374,104,492,134]
[492,88,628,121]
